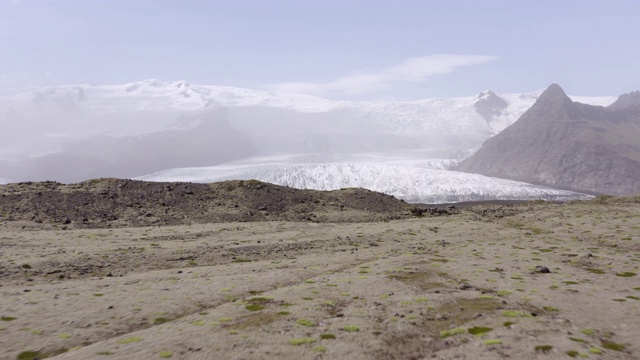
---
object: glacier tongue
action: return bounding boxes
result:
[135,154,592,204]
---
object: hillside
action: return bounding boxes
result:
[0,179,426,229]
[457,84,640,195]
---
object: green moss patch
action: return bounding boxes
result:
[153,317,171,325]
[615,272,637,277]
[502,310,530,318]
[580,328,594,335]
[289,337,315,345]
[534,345,553,352]
[467,326,493,335]
[585,268,605,274]
[344,325,360,332]
[117,336,143,344]
[601,341,625,351]
[440,327,465,338]
[483,339,502,345]
[17,351,46,360]
[296,319,315,327]
[589,347,602,354]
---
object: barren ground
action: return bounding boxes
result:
[1,198,639,359]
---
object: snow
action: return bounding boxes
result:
[0,80,618,144]
[0,81,615,201]
[135,153,592,204]
[569,95,617,107]
[6,79,338,113]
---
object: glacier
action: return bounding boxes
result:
[0,80,614,201]
[135,153,592,204]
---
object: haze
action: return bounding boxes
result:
[0,0,636,202]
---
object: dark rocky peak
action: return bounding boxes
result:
[529,83,574,114]
[608,90,640,110]
[538,83,570,102]
[474,90,508,120]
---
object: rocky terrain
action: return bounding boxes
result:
[0,181,639,359]
[0,179,425,229]
[457,84,640,196]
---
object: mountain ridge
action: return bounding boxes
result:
[0,80,621,202]
[457,84,640,195]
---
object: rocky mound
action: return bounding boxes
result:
[457,84,640,195]
[0,179,428,229]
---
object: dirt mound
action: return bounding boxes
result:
[0,179,423,229]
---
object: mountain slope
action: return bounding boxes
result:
[457,84,640,195]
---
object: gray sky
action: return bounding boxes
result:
[1,0,639,99]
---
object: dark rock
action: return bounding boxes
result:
[458,83,640,196]
[535,265,551,273]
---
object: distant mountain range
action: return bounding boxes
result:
[457,84,640,195]
[0,80,625,202]
[0,80,614,182]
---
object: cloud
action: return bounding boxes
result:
[267,54,498,97]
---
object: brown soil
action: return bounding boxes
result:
[0,182,639,360]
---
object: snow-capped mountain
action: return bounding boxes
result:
[0,80,616,202]
[135,153,591,203]
[0,80,616,153]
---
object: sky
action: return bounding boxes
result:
[1,0,639,100]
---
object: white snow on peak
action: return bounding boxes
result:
[7,79,339,113]
[570,95,618,107]
[5,80,617,115]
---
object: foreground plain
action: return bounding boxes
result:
[1,196,639,359]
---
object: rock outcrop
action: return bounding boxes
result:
[457,84,640,195]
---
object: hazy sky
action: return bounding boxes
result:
[1,0,639,99]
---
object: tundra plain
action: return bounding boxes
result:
[1,193,639,360]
